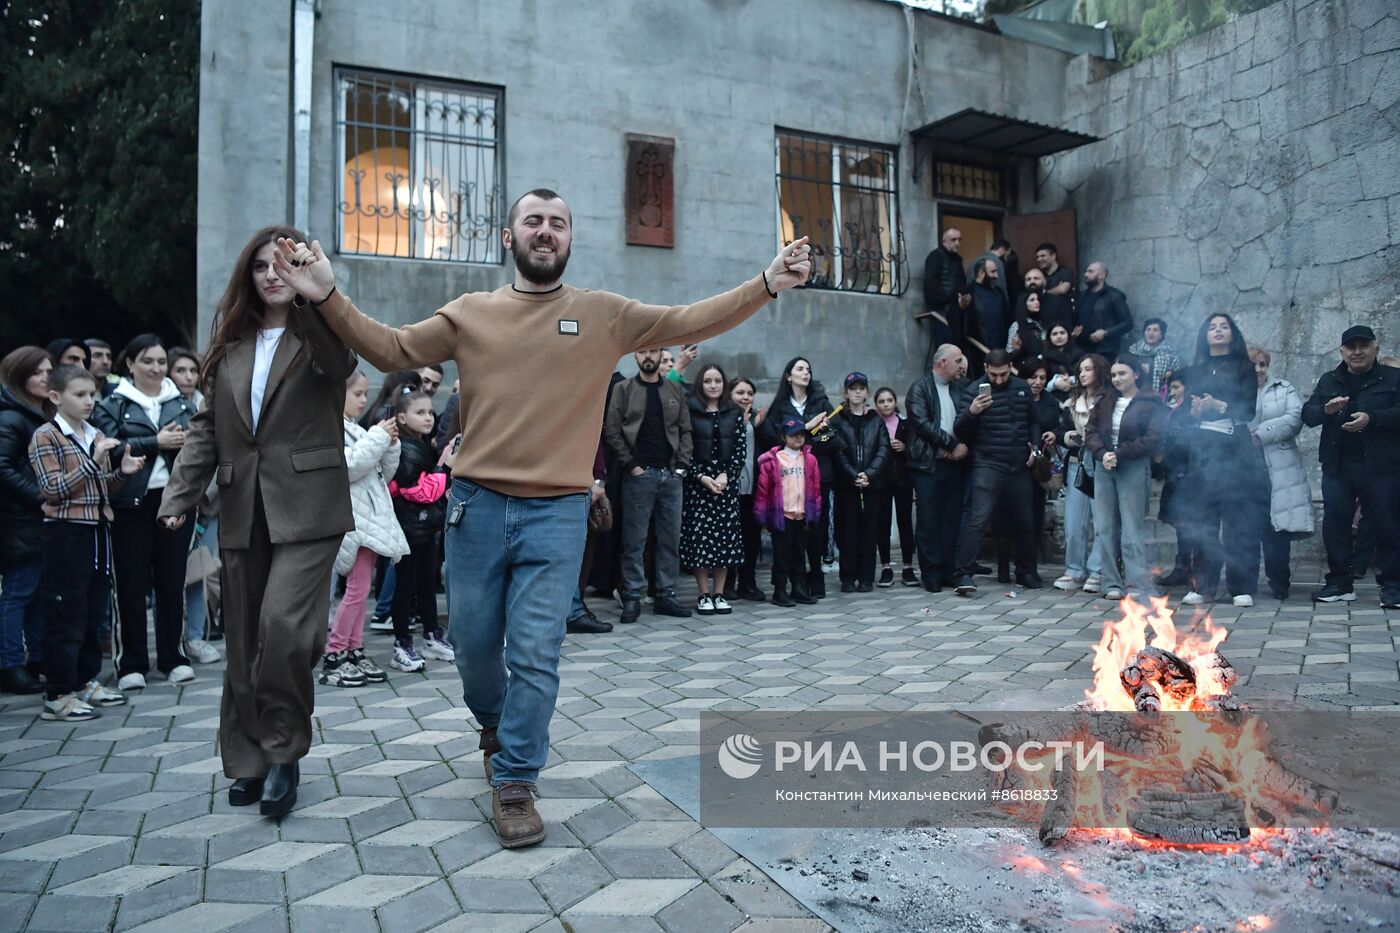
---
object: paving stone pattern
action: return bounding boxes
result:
[2,569,1397,931]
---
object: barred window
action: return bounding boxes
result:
[775,130,906,295]
[336,69,503,263]
[933,160,1003,205]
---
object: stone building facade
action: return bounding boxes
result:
[197,0,1396,408]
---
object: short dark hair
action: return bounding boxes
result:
[984,349,1011,368]
[992,237,1012,252]
[84,338,111,351]
[49,363,97,394]
[507,188,568,226]
[1035,242,1058,256]
[422,363,444,376]
[1144,317,1167,337]
[167,346,201,372]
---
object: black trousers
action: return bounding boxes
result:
[835,486,880,585]
[40,522,109,700]
[1261,527,1292,591]
[955,464,1035,577]
[1188,433,1266,597]
[112,497,193,677]
[1321,461,1400,587]
[392,537,442,641]
[771,519,808,587]
[804,486,833,576]
[997,475,1047,566]
[877,482,915,567]
[734,493,762,588]
[911,462,965,585]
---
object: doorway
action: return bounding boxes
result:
[939,212,998,262]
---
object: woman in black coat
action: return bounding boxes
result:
[756,356,841,598]
[680,364,746,615]
[0,347,54,694]
[1178,313,1268,607]
[93,335,199,691]
[830,375,890,592]
[873,387,917,587]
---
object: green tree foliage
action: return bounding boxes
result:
[1078,0,1280,64]
[0,1,198,351]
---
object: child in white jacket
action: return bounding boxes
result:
[322,372,410,687]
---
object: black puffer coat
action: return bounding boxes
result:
[392,436,448,545]
[954,376,1038,472]
[831,410,891,487]
[687,397,745,479]
[0,386,46,568]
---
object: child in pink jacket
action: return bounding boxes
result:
[753,418,822,607]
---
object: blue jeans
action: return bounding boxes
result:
[0,558,43,669]
[374,563,396,618]
[185,515,219,642]
[1063,459,1103,580]
[1091,457,1153,594]
[444,478,589,786]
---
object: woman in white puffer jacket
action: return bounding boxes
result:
[323,372,410,687]
[1248,347,1314,601]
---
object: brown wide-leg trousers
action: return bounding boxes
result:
[218,495,339,778]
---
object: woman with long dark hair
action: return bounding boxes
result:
[757,356,838,599]
[1179,313,1266,608]
[872,386,917,587]
[681,363,746,614]
[1007,291,1046,367]
[0,347,54,694]
[1053,353,1110,593]
[159,225,356,817]
[94,334,200,690]
[725,377,765,601]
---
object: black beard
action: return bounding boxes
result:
[638,360,659,374]
[511,237,570,285]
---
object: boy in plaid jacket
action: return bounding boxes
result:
[28,365,145,721]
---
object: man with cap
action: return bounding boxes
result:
[830,372,891,593]
[1302,325,1400,608]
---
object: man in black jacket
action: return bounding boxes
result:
[1076,262,1133,356]
[1301,325,1400,608]
[605,348,694,623]
[969,258,1010,373]
[831,373,891,592]
[924,228,970,353]
[951,350,1042,594]
[905,344,969,592]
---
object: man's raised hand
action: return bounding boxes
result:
[766,236,813,292]
[272,237,335,304]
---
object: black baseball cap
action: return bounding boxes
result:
[844,371,869,388]
[780,418,807,436]
[1341,325,1376,346]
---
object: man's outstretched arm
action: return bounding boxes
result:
[272,238,457,371]
[612,237,812,353]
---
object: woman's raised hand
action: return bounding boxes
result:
[272,238,335,303]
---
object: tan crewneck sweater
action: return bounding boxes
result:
[316,275,773,497]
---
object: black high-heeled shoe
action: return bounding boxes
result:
[228,777,264,807]
[260,762,299,818]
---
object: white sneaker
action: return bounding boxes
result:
[167,665,196,684]
[390,640,425,673]
[1232,594,1254,608]
[367,614,394,633]
[1081,575,1102,594]
[117,672,146,692]
[185,639,222,664]
[1181,591,1205,606]
[78,680,126,707]
[419,631,455,661]
[1053,574,1082,592]
[1103,587,1125,600]
[42,694,100,722]
[711,594,733,615]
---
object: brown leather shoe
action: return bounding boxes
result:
[491,782,545,848]
[480,727,501,781]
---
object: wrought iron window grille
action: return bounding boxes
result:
[932,159,1004,205]
[774,129,907,296]
[336,68,504,264]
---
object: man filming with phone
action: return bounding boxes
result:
[950,349,1043,595]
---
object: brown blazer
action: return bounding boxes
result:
[159,305,357,548]
[603,375,693,473]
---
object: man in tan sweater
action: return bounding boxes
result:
[272,189,811,848]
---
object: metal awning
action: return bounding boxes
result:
[911,108,1099,159]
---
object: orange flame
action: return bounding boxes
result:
[1086,595,1228,711]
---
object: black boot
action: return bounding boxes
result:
[772,580,796,608]
[807,571,826,599]
[792,580,818,605]
[260,762,299,818]
[228,777,265,807]
[619,596,641,625]
[0,666,42,695]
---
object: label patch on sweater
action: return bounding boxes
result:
[558,319,579,336]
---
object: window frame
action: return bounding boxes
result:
[333,65,507,266]
[773,127,907,297]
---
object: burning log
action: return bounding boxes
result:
[1038,763,1077,846]
[1127,788,1250,845]
[1119,647,1196,711]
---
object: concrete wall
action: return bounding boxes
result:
[1044,0,1398,400]
[198,0,1081,397]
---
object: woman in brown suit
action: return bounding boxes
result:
[159,225,355,817]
